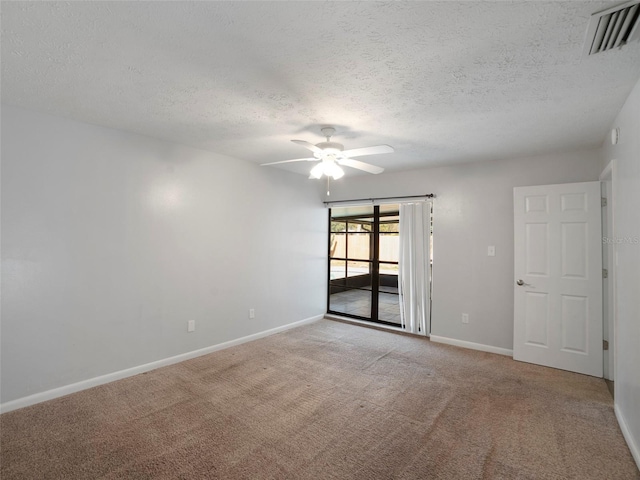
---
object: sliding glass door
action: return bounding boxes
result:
[328,205,401,327]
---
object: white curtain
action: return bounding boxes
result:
[398,202,431,335]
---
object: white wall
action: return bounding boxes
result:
[324,149,602,350]
[601,77,640,467]
[1,105,327,405]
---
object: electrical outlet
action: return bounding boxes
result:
[249,308,255,319]
[488,246,495,256]
[187,320,195,332]
[462,313,469,324]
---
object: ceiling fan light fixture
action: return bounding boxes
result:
[327,163,345,180]
[310,163,324,179]
[309,160,345,180]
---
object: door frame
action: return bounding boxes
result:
[326,206,401,327]
[600,160,617,383]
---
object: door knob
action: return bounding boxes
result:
[516,279,525,286]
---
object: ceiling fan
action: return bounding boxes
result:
[260,127,393,181]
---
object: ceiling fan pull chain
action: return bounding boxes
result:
[327,176,331,196]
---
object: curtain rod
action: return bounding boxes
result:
[324,194,435,207]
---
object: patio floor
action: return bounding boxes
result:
[329,287,401,325]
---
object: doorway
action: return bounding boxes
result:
[327,204,401,327]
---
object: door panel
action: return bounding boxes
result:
[525,194,548,213]
[524,292,549,347]
[560,192,587,212]
[561,222,588,278]
[514,182,602,377]
[560,294,588,353]
[526,223,549,275]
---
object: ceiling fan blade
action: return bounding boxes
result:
[337,158,385,174]
[260,157,317,166]
[291,139,323,154]
[341,145,394,158]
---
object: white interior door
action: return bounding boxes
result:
[513,182,603,377]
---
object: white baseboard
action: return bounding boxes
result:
[429,335,513,357]
[0,314,324,414]
[615,404,640,471]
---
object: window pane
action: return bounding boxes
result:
[330,259,346,281]
[330,233,346,258]
[347,233,370,260]
[379,222,399,233]
[331,221,346,233]
[380,233,399,262]
[329,287,371,318]
[329,260,372,319]
[346,261,371,285]
[379,262,398,275]
[348,221,372,232]
[378,270,400,325]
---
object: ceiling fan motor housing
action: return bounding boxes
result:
[315,141,344,156]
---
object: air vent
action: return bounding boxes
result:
[583,0,640,56]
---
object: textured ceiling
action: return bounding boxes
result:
[2,1,640,176]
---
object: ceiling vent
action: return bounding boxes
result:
[583,0,640,56]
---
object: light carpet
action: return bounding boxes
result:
[1,319,638,479]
